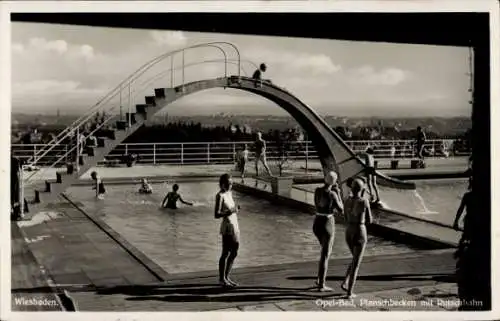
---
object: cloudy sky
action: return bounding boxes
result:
[11,22,472,117]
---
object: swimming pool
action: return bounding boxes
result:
[294,178,468,227]
[66,181,418,274]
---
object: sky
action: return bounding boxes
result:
[11,22,472,117]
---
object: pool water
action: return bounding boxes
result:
[66,181,417,274]
[295,178,468,227]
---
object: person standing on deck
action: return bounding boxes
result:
[415,126,426,167]
[215,173,241,288]
[236,144,249,179]
[254,132,273,177]
[342,178,373,298]
[390,144,396,159]
[359,147,380,204]
[312,171,344,292]
[453,177,473,241]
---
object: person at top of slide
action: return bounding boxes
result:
[342,178,373,298]
[138,178,153,194]
[252,63,267,88]
[161,184,193,209]
[312,170,344,292]
[90,171,106,199]
[254,132,273,177]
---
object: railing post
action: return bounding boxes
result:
[76,127,80,172]
[33,145,37,165]
[207,143,210,164]
[182,49,185,91]
[153,143,156,165]
[232,143,236,163]
[171,55,174,88]
[119,84,123,120]
[125,144,128,156]
[19,165,24,219]
[305,140,309,174]
[181,143,184,164]
[128,84,132,128]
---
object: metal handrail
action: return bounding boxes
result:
[12,139,464,150]
[25,43,225,164]
[23,111,121,184]
[129,58,257,102]
[25,42,242,166]
[22,52,251,183]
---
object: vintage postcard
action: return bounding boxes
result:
[1,1,498,320]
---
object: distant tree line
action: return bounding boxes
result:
[11,120,471,148]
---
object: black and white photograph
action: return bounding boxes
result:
[1,1,498,319]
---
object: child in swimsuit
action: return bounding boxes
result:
[252,63,267,88]
[161,184,193,209]
[90,171,106,199]
[215,173,241,288]
[139,178,153,194]
[342,178,373,298]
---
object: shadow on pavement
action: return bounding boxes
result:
[95,283,345,303]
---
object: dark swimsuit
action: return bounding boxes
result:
[98,181,106,194]
[165,192,180,209]
[345,197,368,246]
[252,69,262,80]
[255,140,265,157]
[313,187,337,242]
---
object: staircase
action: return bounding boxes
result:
[22,89,171,215]
[21,77,234,216]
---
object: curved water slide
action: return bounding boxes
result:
[19,42,414,216]
[151,77,417,195]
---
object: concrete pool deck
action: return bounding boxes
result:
[22,157,468,183]
[12,198,459,311]
[12,158,466,311]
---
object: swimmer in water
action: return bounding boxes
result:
[161,184,193,209]
[90,171,106,199]
[138,178,153,194]
[215,173,240,288]
[312,171,344,292]
[342,178,373,298]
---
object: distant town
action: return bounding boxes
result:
[12,112,471,144]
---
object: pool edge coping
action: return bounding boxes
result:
[232,182,459,250]
[60,193,170,283]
